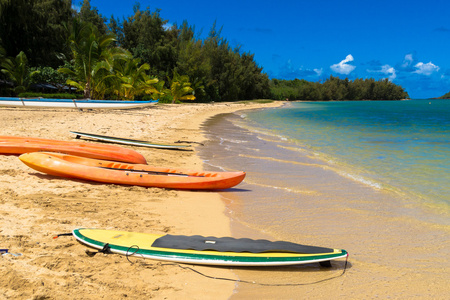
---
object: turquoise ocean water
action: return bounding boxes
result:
[200,100,450,234]
[244,99,450,206]
[200,99,450,297]
[204,100,450,205]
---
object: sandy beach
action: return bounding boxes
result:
[0,101,283,299]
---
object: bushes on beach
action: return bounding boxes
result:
[18,92,84,99]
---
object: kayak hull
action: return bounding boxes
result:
[19,152,245,190]
[0,136,147,164]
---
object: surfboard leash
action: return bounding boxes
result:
[53,233,73,239]
[53,233,112,257]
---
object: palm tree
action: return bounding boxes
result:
[59,19,117,99]
[88,47,130,99]
[113,56,160,100]
[59,19,160,101]
[1,51,38,94]
[169,71,195,104]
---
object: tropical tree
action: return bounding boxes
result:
[78,0,107,34]
[113,56,160,100]
[59,19,118,98]
[122,4,175,77]
[168,71,195,103]
[1,51,38,94]
[175,21,210,101]
[0,0,73,68]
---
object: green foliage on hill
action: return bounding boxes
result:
[270,76,409,101]
[437,91,450,99]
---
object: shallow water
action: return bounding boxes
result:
[199,101,450,299]
[243,100,450,207]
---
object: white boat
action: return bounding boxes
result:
[0,97,158,109]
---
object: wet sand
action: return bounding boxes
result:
[0,101,282,299]
[199,112,450,299]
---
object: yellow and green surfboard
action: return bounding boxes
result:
[73,228,347,267]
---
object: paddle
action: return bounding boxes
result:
[97,166,205,177]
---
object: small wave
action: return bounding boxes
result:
[238,154,333,171]
[242,179,320,195]
[219,137,249,144]
[202,161,228,172]
[256,134,288,143]
[239,154,384,191]
[231,119,293,145]
[337,171,383,189]
[277,145,306,152]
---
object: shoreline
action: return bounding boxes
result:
[0,101,284,299]
[199,106,450,299]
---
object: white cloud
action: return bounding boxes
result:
[314,68,323,76]
[413,62,440,76]
[402,54,413,68]
[330,54,356,75]
[367,64,396,81]
[380,65,396,80]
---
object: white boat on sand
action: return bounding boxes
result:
[0,97,158,109]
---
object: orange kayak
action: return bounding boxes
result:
[0,136,146,164]
[19,152,246,190]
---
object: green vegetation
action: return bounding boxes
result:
[0,0,409,102]
[1,51,38,94]
[437,91,450,99]
[168,71,195,103]
[18,92,84,99]
[0,0,269,101]
[271,76,409,100]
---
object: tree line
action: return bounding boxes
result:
[271,76,409,101]
[0,0,270,102]
[436,91,450,99]
[0,0,409,102]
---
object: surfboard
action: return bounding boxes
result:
[72,228,348,267]
[19,152,245,190]
[0,135,147,164]
[70,131,191,149]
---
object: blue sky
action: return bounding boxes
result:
[86,0,450,99]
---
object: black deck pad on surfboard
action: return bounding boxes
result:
[151,235,333,254]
